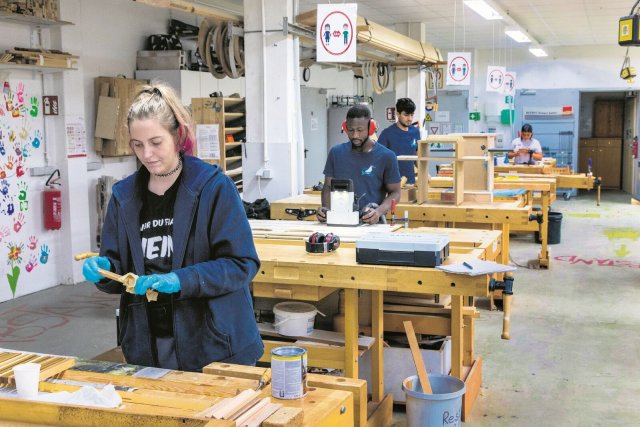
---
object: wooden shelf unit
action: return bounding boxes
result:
[192,96,245,192]
[0,11,71,27]
[0,62,76,73]
[417,134,494,205]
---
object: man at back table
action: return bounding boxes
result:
[377,97,420,184]
[509,123,543,164]
[316,105,401,225]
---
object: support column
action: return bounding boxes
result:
[243,0,303,202]
[393,23,426,132]
[53,0,91,284]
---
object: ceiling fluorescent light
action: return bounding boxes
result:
[505,30,530,43]
[529,47,548,57]
[464,0,503,20]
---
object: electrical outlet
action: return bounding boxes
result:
[255,168,273,179]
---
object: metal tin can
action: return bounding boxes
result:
[271,346,308,400]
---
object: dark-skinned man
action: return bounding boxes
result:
[316,104,401,225]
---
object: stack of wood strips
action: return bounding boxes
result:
[196,388,286,427]
[0,351,76,385]
[0,53,13,63]
[0,0,59,20]
[7,48,78,69]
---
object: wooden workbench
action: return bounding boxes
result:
[0,350,356,427]
[270,193,531,270]
[251,224,509,421]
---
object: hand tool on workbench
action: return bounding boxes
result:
[73,252,158,302]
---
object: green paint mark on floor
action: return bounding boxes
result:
[567,213,601,218]
[604,228,640,241]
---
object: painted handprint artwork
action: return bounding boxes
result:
[0,79,51,299]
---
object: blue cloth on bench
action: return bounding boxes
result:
[493,188,527,197]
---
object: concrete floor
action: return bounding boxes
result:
[1,190,639,425]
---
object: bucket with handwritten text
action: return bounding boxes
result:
[402,374,466,427]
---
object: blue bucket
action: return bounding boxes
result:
[402,374,466,427]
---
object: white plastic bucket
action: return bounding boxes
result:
[273,302,318,336]
[402,374,466,427]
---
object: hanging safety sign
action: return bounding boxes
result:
[446,52,471,86]
[316,3,357,63]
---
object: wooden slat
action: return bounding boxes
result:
[0,396,234,427]
[262,406,304,427]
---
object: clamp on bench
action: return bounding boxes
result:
[285,208,317,220]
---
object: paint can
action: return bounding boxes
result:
[271,346,307,400]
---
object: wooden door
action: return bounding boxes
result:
[593,100,624,137]
[598,140,622,188]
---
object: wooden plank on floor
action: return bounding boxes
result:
[462,356,482,422]
[365,394,393,427]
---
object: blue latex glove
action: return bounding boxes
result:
[82,256,111,283]
[134,273,181,295]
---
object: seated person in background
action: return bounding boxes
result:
[316,104,401,224]
[377,97,420,184]
[508,123,543,164]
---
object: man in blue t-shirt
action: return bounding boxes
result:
[377,98,420,184]
[316,104,401,225]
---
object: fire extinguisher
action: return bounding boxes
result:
[43,169,62,230]
[632,136,638,159]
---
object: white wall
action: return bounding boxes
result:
[465,45,638,142]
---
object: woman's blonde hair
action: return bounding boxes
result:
[127,81,195,154]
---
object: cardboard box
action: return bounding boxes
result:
[358,338,451,403]
[94,77,148,157]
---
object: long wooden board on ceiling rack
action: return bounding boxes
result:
[132,0,242,22]
[295,9,443,66]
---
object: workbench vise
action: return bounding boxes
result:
[326,179,360,226]
[529,212,544,224]
[489,273,514,340]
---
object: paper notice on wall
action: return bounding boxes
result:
[486,65,505,92]
[446,52,471,86]
[435,111,450,122]
[66,116,87,158]
[196,124,220,160]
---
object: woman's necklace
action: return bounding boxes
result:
[154,158,182,178]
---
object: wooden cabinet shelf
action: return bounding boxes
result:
[579,138,621,189]
[192,96,245,193]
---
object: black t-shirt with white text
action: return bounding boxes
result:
[140,174,181,337]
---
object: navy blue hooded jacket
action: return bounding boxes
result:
[97,155,263,371]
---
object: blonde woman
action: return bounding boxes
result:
[83,83,262,371]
